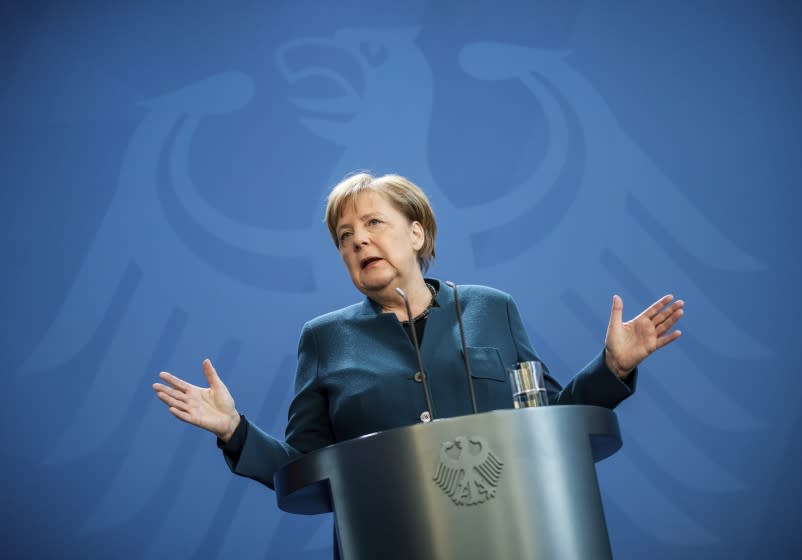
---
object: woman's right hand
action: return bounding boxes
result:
[152,358,241,442]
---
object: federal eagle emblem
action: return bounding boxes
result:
[433,436,503,506]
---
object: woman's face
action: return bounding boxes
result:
[336,190,424,297]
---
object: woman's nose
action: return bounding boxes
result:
[351,229,369,248]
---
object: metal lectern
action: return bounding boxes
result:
[274,405,622,559]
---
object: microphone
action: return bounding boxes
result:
[445,281,478,414]
[395,287,435,422]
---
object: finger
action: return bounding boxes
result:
[155,390,191,413]
[608,294,623,330]
[159,371,192,393]
[656,329,682,349]
[202,358,222,388]
[655,307,684,336]
[152,383,189,403]
[644,294,675,319]
[652,300,685,326]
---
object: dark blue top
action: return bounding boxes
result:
[221,279,635,489]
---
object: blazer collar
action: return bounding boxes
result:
[358,277,454,318]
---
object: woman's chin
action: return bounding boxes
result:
[358,270,395,293]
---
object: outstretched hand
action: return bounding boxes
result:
[152,359,240,442]
[604,294,684,379]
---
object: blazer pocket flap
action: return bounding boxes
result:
[466,346,506,381]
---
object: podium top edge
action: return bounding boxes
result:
[278,404,621,476]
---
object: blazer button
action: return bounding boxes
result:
[420,411,432,423]
[414,371,423,383]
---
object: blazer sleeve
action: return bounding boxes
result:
[221,322,335,490]
[505,293,636,409]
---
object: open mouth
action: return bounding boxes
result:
[360,257,382,270]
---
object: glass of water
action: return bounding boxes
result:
[508,360,549,408]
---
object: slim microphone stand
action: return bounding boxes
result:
[396,287,435,421]
[446,281,478,414]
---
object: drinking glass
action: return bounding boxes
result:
[508,360,549,408]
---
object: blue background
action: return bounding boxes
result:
[2,1,801,558]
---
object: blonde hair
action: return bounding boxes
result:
[325,172,437,272]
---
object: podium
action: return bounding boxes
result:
[274,405,621,559]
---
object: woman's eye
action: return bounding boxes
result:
[368,218,381,226]
[340,231,352,242]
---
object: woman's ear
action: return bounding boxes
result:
[410,221,425,251]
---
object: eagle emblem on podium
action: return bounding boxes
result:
[433,436,504,506]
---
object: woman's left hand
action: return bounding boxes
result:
[604,294,684,379]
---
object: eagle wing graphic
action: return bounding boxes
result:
[450,42,768,545]
[14,71,338,546]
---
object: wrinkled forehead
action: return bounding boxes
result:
[335,189,396,226]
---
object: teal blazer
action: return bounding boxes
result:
[225,279,635,488]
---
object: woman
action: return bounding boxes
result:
[152,172,684,491]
